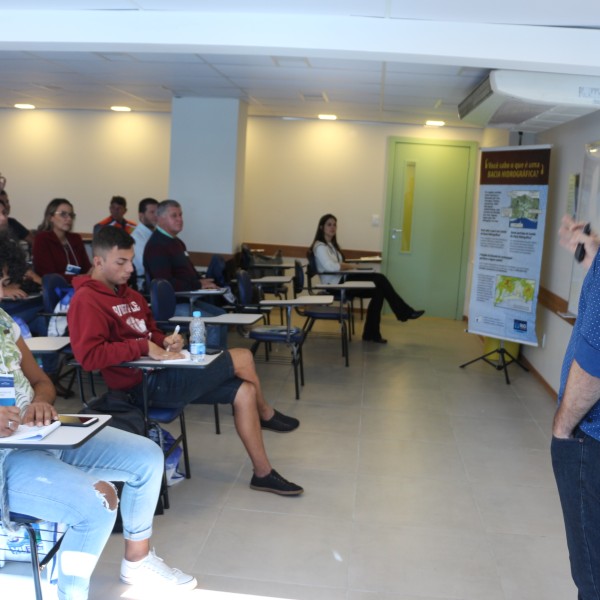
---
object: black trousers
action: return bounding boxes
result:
[344,273,414,338]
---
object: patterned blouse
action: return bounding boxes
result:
[0,307,34,415]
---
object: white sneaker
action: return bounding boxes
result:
[120,548,197,590]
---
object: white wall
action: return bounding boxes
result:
[0,103,590,392]
[243,117,485,250]
[0,109,171,232]
[522,111,600,392]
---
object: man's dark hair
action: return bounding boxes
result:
[110,195,127,208]
[138,197,158,214]
[92,224,134,257]
[0,230,27,283]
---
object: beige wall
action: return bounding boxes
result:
[522,111,600,392]
[243,117,485,251]
[2,104,593,393]
[0,109,171,232]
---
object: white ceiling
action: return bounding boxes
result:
[1,1,600,127]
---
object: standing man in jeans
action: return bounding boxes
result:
[552,214,600,599]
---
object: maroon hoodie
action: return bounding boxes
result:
[68,275,166,390]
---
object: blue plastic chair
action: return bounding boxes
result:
[0,512,64,600]
[301,258,352,366]
[238,270,306,399]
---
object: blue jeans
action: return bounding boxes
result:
[552,429,600,599]
[174,298,228,349]
[5,427,163,600]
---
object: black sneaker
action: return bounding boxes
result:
[250,469,304,496]
[260,409,300,433]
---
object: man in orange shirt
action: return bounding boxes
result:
[94,195,136,235]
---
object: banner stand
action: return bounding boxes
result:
[459,338,529,384]
[462,144,551,382]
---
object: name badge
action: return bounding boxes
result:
[0,373,16,406]
[65,263,82,276]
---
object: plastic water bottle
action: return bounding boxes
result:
[189,311,206,362]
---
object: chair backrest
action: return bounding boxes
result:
[235,269,254,305]
[293,260,305,297]
[240,245,253,271]
[305,250,319,292]
[42,273,72,313]
[306,250,318,278]
[205,254,227,286]
[149,279,177,321]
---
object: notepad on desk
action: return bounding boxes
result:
[159,350,223,365]
[10,420,61,441]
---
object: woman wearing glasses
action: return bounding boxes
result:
[33,199,91,283]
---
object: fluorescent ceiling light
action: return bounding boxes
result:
[110,106,131,112]
[318,114,337,120]
[14,103,35,110]
[425,120,445,127]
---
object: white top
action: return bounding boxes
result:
[313,241,343,284]
[131,222,154,289]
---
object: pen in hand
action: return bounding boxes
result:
[167,325,180,352]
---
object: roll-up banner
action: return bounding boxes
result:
[467,145,552,347]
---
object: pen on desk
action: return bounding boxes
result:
[168,325,180,352]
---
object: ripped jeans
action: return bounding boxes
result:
[5,427,164,600]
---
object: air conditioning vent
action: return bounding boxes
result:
[458,70,600,132]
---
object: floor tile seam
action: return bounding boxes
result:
[198,573,350,595]
[354,471,472,485]
[358,437,467,449]
[349,518,505,540]
[218,506,358,525]
[194,460,249,554]
[466,478,559,491]
[448,413,540,425]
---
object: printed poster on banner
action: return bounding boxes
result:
[468,145,552,346]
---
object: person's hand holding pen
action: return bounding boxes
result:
[164,325,184,353]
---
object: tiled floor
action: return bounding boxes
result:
[2,315,577,599]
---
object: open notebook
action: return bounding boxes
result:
[10,420,61,441]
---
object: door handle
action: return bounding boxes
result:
[391,228,402,240]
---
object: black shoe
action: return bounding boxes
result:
[260,409,300,433]
[362,335,388,344]
[408,309,425,320]
[250,469,304,496]
[400,309,425,322]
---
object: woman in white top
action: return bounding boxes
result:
[311,214,424,343]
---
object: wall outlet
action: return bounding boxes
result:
[372,214,380,226]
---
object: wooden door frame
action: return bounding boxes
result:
[383,136,479,320]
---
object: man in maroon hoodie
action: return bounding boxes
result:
[68,226,303,496]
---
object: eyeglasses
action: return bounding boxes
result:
[54,211,76,219]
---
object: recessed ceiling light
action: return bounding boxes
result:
[318,114,337,121]
[110,106,131,112]
[425,120,445,127]
[14,103,35,110]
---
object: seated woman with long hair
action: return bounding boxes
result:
[0,231,196,599]
[311,213,424,344]
[32,198,91,283]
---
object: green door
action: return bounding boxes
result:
[384,138,477,320]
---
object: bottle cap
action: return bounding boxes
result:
[192,311,201,318]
